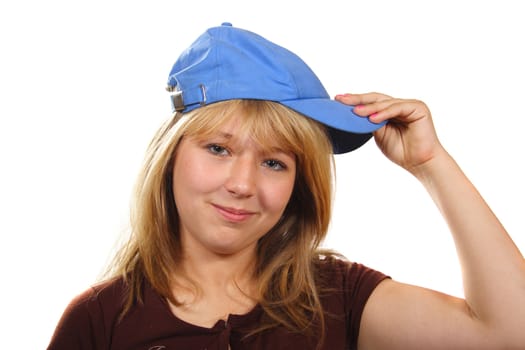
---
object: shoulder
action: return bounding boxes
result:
[315,254,389,290]
[67,277,128,320]
[47,277,127,349]
[315,254,390,317]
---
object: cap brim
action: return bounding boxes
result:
[280,98,386,154]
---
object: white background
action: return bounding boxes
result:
[1,1,524,348]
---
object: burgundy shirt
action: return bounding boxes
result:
[48,258,388,350]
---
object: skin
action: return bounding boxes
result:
[168,94,525,347]
[334,93,525,349]
[170,115,296,327]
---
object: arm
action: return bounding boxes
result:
[336,93,525,349]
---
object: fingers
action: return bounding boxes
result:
[335,93,430,124]
[365,100,429,125]
[354,99,409,124]
[334,92,392,106]
[335,92,394,123]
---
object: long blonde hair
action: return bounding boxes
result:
[107,99,336,341]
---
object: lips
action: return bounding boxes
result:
[212,204,255,222]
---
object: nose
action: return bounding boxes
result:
[224,155,256,197]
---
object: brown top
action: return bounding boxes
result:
[47,258,388,350]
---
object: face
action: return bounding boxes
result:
[172,113,297,258]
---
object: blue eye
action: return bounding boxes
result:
[264,159,286,171]
[207,144,229,156]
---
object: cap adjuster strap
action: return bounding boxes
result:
[167,84,207,112]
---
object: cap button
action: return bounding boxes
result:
[221,22,233,27]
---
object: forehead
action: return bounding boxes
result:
[185,103,297,153]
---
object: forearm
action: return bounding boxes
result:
[412,148,525,335]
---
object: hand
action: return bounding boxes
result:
[336,92,445,173]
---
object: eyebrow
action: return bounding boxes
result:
[197,131,233,141]
[217,132,233,139]
[266,146,290,154]
[213,131,293,156]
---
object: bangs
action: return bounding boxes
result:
[181,100,323,157]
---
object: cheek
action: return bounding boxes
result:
[263,165,296,213]
[260,179,295,213]
[173,155,223,195]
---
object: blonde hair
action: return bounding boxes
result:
[107,99,336,342]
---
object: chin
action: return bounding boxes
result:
[207,240,255,257]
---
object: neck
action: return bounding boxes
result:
[168,243,259,326]
[175,239,259,302]
[185,250,256,287]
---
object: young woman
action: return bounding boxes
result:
[48,23,525,350]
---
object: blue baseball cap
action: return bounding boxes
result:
[166,22,386,153]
